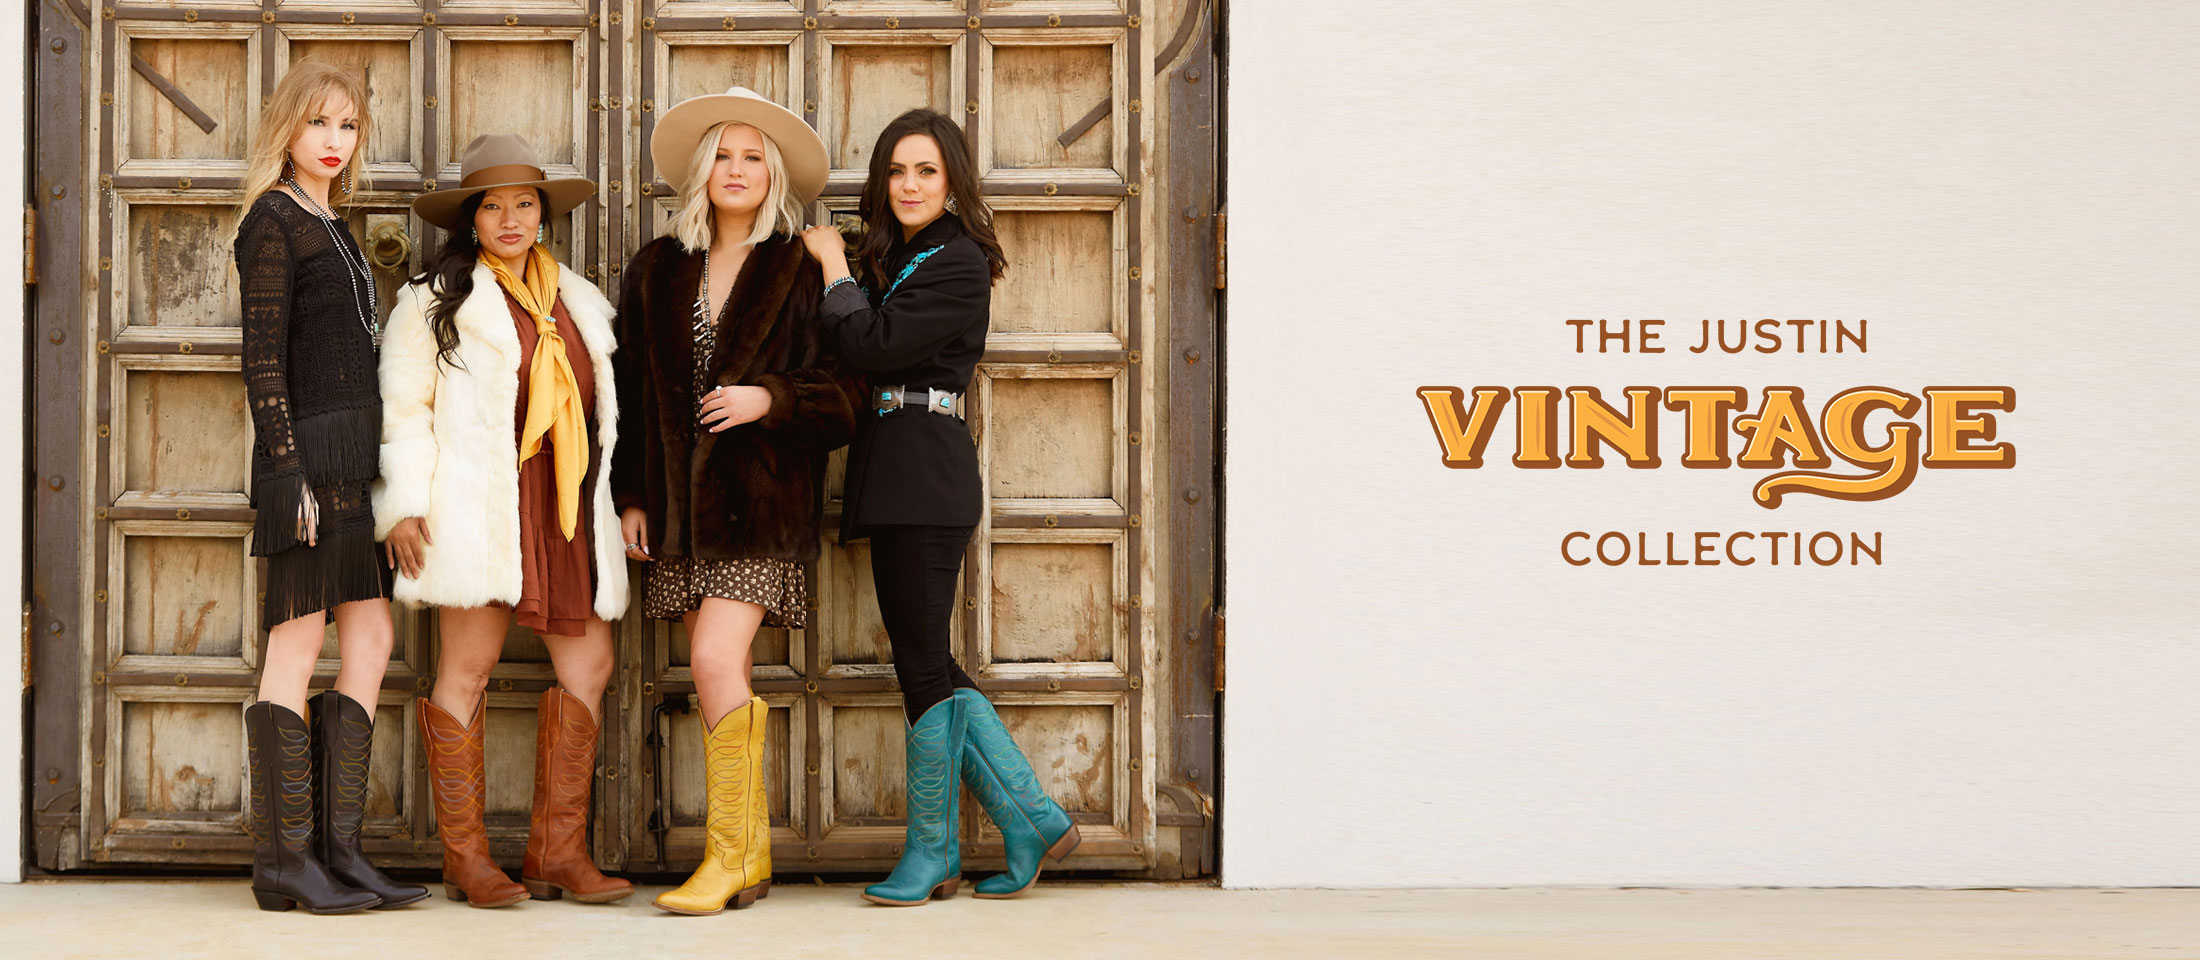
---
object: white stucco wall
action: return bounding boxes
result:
[2,0,30,884]
[1223,1,2200,887]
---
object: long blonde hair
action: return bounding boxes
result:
[241,61,370,210]
[670,121,803,252]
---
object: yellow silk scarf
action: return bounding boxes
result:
[482,245,586,540]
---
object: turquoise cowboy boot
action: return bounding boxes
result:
[955,688,1082,898]
[861,696,967,906]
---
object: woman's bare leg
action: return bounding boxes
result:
[430,606,512,720]
[256,611,328,715]
[683,598,765,726]
[329,598,395,707]
[541,616,616,721]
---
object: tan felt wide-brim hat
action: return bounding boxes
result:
[650,86,829,205]
[413,133,597,231]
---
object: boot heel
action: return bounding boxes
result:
[731,884,762,910]
[443,883,467,902]
[757,879,771,900]
[1044,823,1083,863]
[932,877,960,900]
[522,877,563,901]
[252,890,296,912]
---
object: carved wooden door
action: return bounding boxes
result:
[30,0,1216,878]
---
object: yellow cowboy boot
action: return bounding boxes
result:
[654,696,770,914]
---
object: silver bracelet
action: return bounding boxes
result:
[822,275,857,299]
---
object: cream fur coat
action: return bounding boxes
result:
[372,262,629,621]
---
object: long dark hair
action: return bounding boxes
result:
[853,109,1006,287]
[408,187,544,368]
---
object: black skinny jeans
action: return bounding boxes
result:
[868,524,979,723]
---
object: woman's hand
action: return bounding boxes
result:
[296,483,321,548]
[384,516,430,579]
[620,508,653,563]
[699,384,773,432]
[800,225,852,283]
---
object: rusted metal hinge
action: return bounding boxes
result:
[1211,609,1225,692]
[23,205,35,286]
[1212,206,1225,290]
[21,603,32,690]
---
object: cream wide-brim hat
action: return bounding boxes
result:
[413,133,597,231]
[650,86,829,205]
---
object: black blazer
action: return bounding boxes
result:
[821,215,992,541]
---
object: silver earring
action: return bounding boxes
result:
[468,227,477,244]
[537,223,548,244]
[282,157,294,181]
[945,195,959,215]
[340,164,353,194]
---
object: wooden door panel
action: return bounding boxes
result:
[120,534,250,660]
[118,700,244,821]
[286,33,426,178]
[361,700,413,825]
[656,0,804,18]
[126,38,255,163]
[988,43,1113,170]
[986,536,1119,666]
[824,698,910,826]
[982,372,1120,500]
[820,33,962,177]
[120,202,242,334]
[441,34,586,174]
[658,34,798,112]
[120,369,250,497]
[116,24,261,181]
[817,537,895,671]
[109,522,259,677]
[479,695,543,827]
[979,31,1127,184]
[992,209,1116,335]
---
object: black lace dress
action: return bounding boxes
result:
[236,192,393,626]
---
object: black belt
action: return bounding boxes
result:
[873,386,965,420]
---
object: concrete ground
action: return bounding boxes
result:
[0,881,2194,959]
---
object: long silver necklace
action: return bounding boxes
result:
[282,178,381,350]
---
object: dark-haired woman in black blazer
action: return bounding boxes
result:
[801,107,1081,907]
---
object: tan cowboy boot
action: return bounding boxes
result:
[521,687,633,902]
[418,696,529,908]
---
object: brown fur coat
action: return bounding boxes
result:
[610,233,859,562]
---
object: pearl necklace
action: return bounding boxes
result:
[282,178,381,350]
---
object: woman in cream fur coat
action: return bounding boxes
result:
[373,134,633,908]
[373,243,628,618]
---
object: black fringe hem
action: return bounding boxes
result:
[292,405,382,485]
[262,526,395,628]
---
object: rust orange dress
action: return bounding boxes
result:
[507,292,597,636]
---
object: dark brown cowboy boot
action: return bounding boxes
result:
[521,687,633,903]
[418,696,529,908]
[246,701,380,914]
[310,690,429,908]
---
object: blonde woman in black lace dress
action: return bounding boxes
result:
[233,61,423,914]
